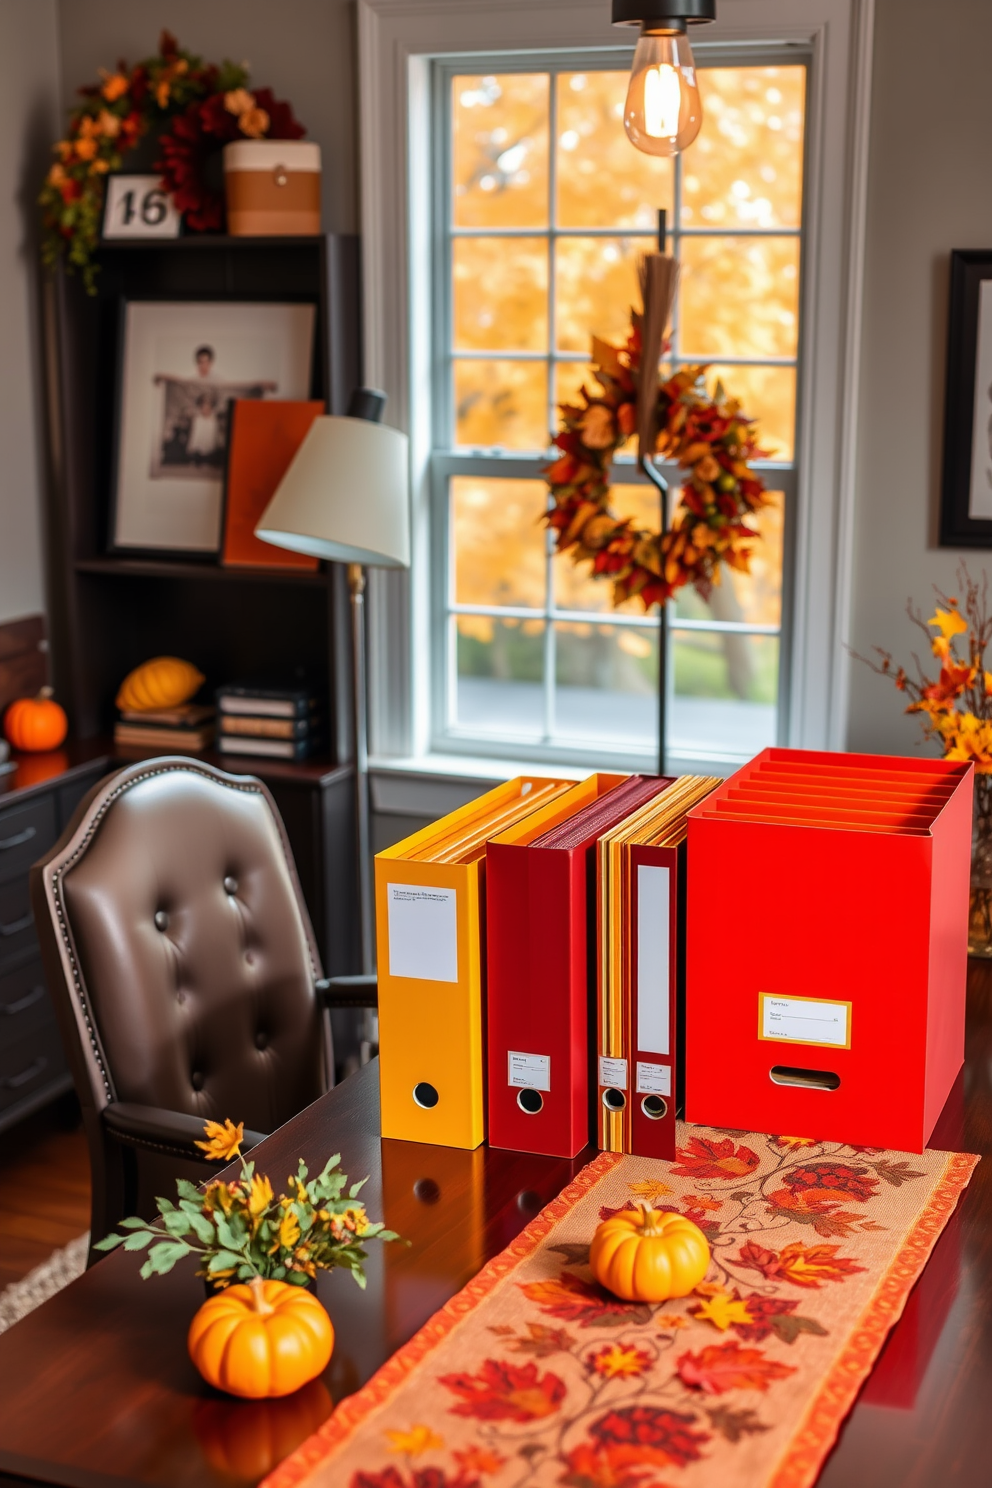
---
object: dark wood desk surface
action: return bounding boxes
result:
[1,965,990,1488]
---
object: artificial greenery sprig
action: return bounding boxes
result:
[95,1119,401,1289]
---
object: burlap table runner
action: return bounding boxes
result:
[266,1126,977,1488]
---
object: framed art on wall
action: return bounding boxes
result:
[111,299,316,554]
[940,250,992,547]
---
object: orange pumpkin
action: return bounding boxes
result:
[3,688,68,753]
[589,1203,710,1302]
[193,1378,333,1478]
[187,1277,334,1399]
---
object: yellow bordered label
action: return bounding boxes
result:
[758,992,852,1050]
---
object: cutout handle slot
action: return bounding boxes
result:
[770,1065,840,1091]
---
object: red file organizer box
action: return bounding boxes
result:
[684,749,973,1152]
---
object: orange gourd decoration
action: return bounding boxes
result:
[3,687,68,753]
[116,656,204,712]
[589,1203,710,1303]
[188,1277,334,1399]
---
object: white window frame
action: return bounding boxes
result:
[358,0,874,779]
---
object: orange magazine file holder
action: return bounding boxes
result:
[222,399,325,568]
[684,748,973,1153]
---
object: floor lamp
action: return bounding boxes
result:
[255,396,410,977]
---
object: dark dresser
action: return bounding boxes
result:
[0,748,110,1132]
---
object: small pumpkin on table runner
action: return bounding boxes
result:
[95,1118,402,1398]
[590,1201,711,1302]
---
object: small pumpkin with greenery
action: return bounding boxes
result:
[96,1119,401,1288]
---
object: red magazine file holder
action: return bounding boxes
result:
[684,749,973,1152]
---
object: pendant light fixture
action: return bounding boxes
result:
[613,0,715,157]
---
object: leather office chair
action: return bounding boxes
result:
[30,757,375,1265]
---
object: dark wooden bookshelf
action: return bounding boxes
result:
[39,232,363,979]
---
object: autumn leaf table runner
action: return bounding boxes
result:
[266,1127,978,1488]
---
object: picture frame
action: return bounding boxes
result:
[110,299,317,555]
[940,250,992,547]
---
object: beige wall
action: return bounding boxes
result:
[54,1,358,235]
[846,0,992,757]
[0,0,60,626]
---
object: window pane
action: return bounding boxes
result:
[670,631,778,757]
[553,484,663,613]
[674,490,785,628]
[556,236,654,352]
[556,71,673,229]
[455,616,544,738]
[684,66,805,230]
[451,477,547,609]
[454,359,548,450]
[453,238,548,352]
[555,622,658,748]
[680,235,800,360]
[693,364,796,461]
[452,74,549,228]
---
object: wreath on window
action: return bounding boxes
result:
[39,31,306,292]
[544,310,771,610]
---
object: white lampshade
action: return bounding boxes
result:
[255,415,410,567]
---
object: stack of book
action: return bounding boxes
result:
[114,704,215,753]
[216,683,321,761]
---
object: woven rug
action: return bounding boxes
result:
[0,1233,88,1335]
[265,1127,977,1488]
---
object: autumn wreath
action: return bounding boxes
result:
[544,309,771,611]
[39,31,305,291]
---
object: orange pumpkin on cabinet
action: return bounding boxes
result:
[3,688,68,752]
[589,1204,710,1302]
[187,1277,334,1399]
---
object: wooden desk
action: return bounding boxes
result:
[1,964,990,1488]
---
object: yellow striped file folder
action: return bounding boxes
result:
[375,776,574,1149]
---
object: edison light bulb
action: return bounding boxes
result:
[623,27,703,156]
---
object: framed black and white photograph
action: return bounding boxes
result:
[111,300,316,554]
[940,250,992,547]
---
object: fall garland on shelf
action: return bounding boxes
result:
[39,31,306,291]
[544,311,771,611]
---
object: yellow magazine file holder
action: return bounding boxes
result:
[374,776,574,1149]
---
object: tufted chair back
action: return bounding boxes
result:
[31,757,330,1252]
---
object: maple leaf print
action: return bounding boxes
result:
[775,1241,867,1287]
[764,1189,864,1237]
[672,1135,760,1180]
[870,1159,926,1187]
[452,1445,506,1475]
[676,1340,796,1394]
[586,1342,653,1379]
[771,1135,819,1149]
[628,1177,674,1203]
[705,1404,771,1443]
[683,1193,722,1213]
[560,1404,710,1482]
[689,1291,755,1332]
[385,1425,444,1456]
[438,1358,566,1422]
[520,1271,652,1327]
[599,1199,639,1223]
[353,1471,479,1488]
[506,1322,576,1357]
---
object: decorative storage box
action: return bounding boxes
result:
[684,749,973,1152]
[223,141,321,236]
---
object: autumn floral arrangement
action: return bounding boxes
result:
[95,1119,400,1288]
[544,313,771,611]
[40,31,305,291]
[854,566,992,952]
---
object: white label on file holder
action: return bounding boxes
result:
[508,1052,551,1091]
[636,1061,671,1096]
[636,864,670,1055]
[760,993,851,1049]
[599,1056,628,1088]
[386,884,458,982]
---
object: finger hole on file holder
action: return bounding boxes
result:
[517,1088,544,1115]
[769,1065,840,1092]
[413,1081,440,1108]
[641,1094,667,1120]
[602,1087,626,1112]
